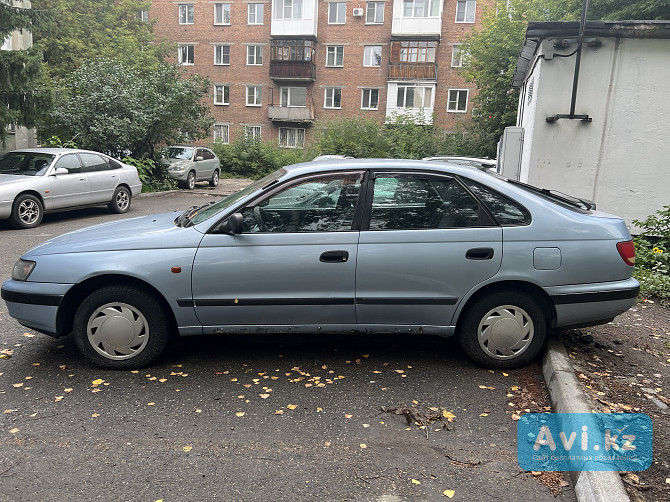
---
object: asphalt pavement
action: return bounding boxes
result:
[0,181,577,501]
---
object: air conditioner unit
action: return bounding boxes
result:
[352,8,364,17]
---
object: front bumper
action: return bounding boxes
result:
[167,169,189,181]
[546,277,640,329]
[1,279,73,337]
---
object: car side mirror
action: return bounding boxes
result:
[222,213,244,235]
[195,156,204,162]
[52,167,69,175]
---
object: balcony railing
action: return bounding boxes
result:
[268,106,315,123]
[388,62,437,80]
[270,61,316,81]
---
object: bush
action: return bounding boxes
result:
[633,205,670,300]
[122,156,177,193]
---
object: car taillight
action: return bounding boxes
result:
[617,240,636,266]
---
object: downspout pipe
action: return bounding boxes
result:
[569,0,590,118]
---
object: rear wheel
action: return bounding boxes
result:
[108,186,131,213]
[73,285,172,369]
[458,290,546,369]
[209,169,219,187]
[9,194,43,229]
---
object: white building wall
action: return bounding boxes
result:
[517,37,670,229]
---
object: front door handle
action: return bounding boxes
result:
[466,247,494,260]
[320,250,349,263]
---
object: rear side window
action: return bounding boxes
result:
[80,153,110,173]
[461,178,531,226]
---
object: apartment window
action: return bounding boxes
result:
[397,85,432,108]
[361,89,379,110]
[178,44,194,65]
[448,89,468,112]
[138,10,149,22]
[214,124,230,143]
[366,2,384,23]
[1,36,11,51]
[363,46,382,67]
[214,45,230,65]
[179,4,194,24]
[451,45,463,67]
[214,3,231,24]
[326,46,344,67]
[281,87,307,107]
[328,2,346,24]
[403,0,439,17]
[247,45,263,65]
[456,0,476,23]
[246,85,262,106]
[274,0,303,20]
[248,3,264,24]
[396,40,437,63]
[324,88,342,109]
[214,85,230,105]
[246,125,262,139]
[279,128,305,148]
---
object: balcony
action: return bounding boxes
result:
[388,62,437,80]
[270,60,316,81]
[268,105,315,123]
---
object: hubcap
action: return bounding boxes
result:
[188,173,195,189]
[477,305,534,360]
[19,200,40,224]
[87,302,149,360]
[116,190,129,210]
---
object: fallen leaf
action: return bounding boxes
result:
[259,394,270,399]
[324,441,331,447]
[183,445,192,452]
[287,404,298,410]
[23,333,34,338]
[316,407,323,412]
[54,396,64,402]
[344,414,353,419]
[91,413,100,418]
[91,379,104,386]
[480,413,488,417]
[29,413,37,418]
[363,424,370,428]
[411,479,421,485]
[478,385,495,390]
[9,428,19,434]
[64,388,73,393]
[360,444,367,449]
[12,383,23,388]
[4,409,14,414]
[443,490,455,498]
[274,410,284,415]
[195,409,202,413]
[147,402,155,406]
[362,354,369,358]
[159,378,167,383]
[236,412,245,417]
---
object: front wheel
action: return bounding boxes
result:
[9,194,44,229]
[186,171,196,190]
[73,286,172,369]
[458,291,546,369]
[108,186,131,213]
[209,169,219,187]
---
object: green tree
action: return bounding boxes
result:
[31,0,168,79]
[314,116,387,158]
[0,2,52,145]
[41,59,214,158]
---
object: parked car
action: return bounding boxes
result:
[162,146,220,189]
[0,148,142,229]
[1,159,638,370]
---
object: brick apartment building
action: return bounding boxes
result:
[149,0,484,148]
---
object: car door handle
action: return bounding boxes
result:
[466,247,494,260]
[320,251,349,263]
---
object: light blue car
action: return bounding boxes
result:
[1,159,639,370]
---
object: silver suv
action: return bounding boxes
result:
[163,146,220,189]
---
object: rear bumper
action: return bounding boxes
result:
[1,279,73,337]
[545,278,639,329]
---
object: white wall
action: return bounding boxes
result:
[517,37,670,230]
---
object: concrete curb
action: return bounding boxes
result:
[541,335,631,502]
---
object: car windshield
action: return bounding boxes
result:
[186,169,287,226]
[166,147,194,160]
[0,152,56,176]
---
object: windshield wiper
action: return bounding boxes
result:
[174,201,217,228]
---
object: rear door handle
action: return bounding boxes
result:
[466,247,494,260]
[320,250,349,263]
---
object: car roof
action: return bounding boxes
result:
[5,148,109,156]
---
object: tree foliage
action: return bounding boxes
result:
[0,2,53,145]
[31,0,168,79]
[41,59,214,158]
[456,0,670,157]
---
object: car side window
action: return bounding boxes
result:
[368,174,495,230]
[241,173,363,233]
[108,158,123,170]
[460,178,531,226]
[53,154,83,174]
[196,149,205,160]
[80,153,109,173]
[201,149,215,160]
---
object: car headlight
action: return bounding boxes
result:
[12,259,36,281]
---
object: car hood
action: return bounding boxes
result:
[23,211,204,257]
[0,174,41,187]
[165,159,193,168]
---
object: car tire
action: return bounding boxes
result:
[186,171,196,190]
[108,186,131,214]
[73,285,172,370]
[209,169,219,187]
[9,193,43,229]
[458,290,546,369]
